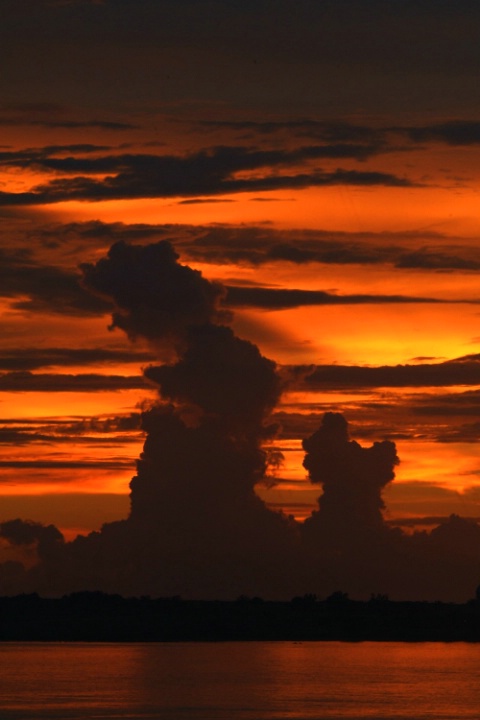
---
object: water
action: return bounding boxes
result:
[1,641,479,719]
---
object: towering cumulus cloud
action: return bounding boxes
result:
[1,241,480,601]
[300,413,401,597]
[303,413,399,539]
[61,240,295,598]
[80,240,229,345]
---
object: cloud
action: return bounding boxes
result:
[198,119,386,144]
[0,459,133,471]
[399,121,480,146]
[225,286,445,310]
[0,105,138,131]
[70,222,475,273]
[144,324,281,435]
[12,221,478,289]
[2,241,480,602]
[0,146,415,206]
[4,221,480,322]
[302,413,399,539]
[185,228,480,271]
[0,371,146,392]
[201,119,480,149]
[300,354,480,389]
[0,347,156,371]
[0,240,300,598]
[178,198,236,205]
[0,247,109,316]
[297,414,480,601]
[31,220,180,253]
[0,519,64,560]
[395,248,480,270]
[81,240,230,344]
[0,413,142,453]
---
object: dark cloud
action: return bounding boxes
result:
[297,415,480,601]
[275,382,480,445]
[2,241,480,602]
[0,240,298,598]
[0,428,140,448]
[0,347,156,371]
[28,120,138,130]
[0,459,133,471]
[300,354,480,389]
[386,516,480,528]
[0,413,142,449]
[81,240,229,344]
[0,519,64,560]
[184,228,480,271]
[178,198,236,205]
[0,146,415,206]
[302,413,399,540]
[395,248,480,270]
[0,105,138,130]
[198,119,386,145]
[201,118,480,149]
[0,247,109,315]
[12,220,480,280]
[144,324,281,435]
[225,286,445,310]
[399,121,480,146]
[0,371,146,392]
[32,220,179,251]
[75,222,475,273]
[0,145,114,166]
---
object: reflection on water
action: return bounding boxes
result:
[1,641,480,719]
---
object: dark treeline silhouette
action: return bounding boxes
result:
[3,591,480,642]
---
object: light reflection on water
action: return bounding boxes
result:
[1,641,479,719]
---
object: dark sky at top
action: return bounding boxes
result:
[2,0,480,118]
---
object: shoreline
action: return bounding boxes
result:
[2,593,480,643]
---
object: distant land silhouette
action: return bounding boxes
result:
[3,591,480,642]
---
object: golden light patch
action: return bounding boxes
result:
[0,389,154,420]
[393,440,480,493]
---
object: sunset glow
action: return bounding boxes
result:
[1,0,480,602]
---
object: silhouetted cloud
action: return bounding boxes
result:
[201,118,480,149]
[300,355,480,389]
[0,519,64,560]
[0,459,133,472]
[0,247,109,315]
[81,240,229,343]
[302,413,399,540]
[225,286,446,310]
[144,324,281,435]
[0,146,415,206]
[6,225,373,321]
[199,119,386,144]
[0,414,142,454]
[24,220,480,275]
[399,120,480,145]
[2,241,480,602]
[0,347,156,371]
[105,222,478,272]
[0,372,146,392]
[0,104,138,130]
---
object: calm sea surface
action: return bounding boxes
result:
[1,641,479,719]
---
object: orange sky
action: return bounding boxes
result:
[3,161,480,536]
[1,1,480,605]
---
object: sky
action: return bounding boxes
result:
[1,0,480,601]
